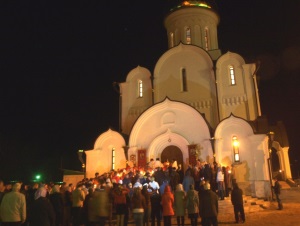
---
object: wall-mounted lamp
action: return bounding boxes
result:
[232,136,240,162]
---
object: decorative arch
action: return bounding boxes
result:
[147,129,189,165]
[214,114,255,165]
[129,98,211,147]
[216,51,245,69]
[126,65,151,82]
[215,114,254,138]
[94,128,126,150]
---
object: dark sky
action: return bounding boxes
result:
[0,0,299,182]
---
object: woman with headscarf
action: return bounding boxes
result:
[186,184,199,226]
[174,183,186,226]
[161,185,174,226]
[30,187,55,226]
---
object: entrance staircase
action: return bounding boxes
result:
[219,180,291,214]
[218,195,271,214]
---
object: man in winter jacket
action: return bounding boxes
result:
[0,183,26,226]
[199,182,218,226]
[231,183,245,223]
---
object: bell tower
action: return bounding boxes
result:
[164,1,222,60]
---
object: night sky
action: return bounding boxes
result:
[0,0,299,182]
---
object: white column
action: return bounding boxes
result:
[281,147,292,179]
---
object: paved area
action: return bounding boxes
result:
[207,187,300,226]
[217,188,300,226]
[126,186,300,226]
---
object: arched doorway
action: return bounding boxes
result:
[161,145,184,170]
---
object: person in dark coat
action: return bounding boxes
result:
[199,182,218,226]
[186,184,199,226]
[231,183,245,223]
[49,185,64,226]
[272,177,283,210]
[150,190,162,226]
[82,187,94,226]
[170,167,181,192]
[30,187,55,226]
[177,165,184,184]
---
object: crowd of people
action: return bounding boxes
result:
[0,160,246,226]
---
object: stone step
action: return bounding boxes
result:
[217,195,271,213]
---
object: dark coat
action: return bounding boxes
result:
[199,190,218,218]
[231,186,243,206]
[186,188,199,214]
[273,181,281,195]
[30,197,55,226]
[150,192,162,213]
[49,192,64,225]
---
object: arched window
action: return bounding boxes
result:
[229,65,236,85]
[204,27,209,51]
[186,27,191,44]
[111,147,116,170]
[181,68,187,92]
[170,32,174,48]
[138,80,143,97]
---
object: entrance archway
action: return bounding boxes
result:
[161,145,183,170]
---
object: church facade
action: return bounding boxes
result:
[85,1,291,198]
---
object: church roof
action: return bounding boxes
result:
[170,1,218,12]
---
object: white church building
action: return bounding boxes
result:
[84,1,291,198]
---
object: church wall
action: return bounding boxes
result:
[153,45,219,127]
[85,129,127,177]
[216,126,251,172]
[85,147,127,178]
[194,25,201,47]
[216,53,259,121]
[128,100,212,167]
[242,64,259,120]
[119,66,152,134]
[215,116,271,197]
[130,108,209,150]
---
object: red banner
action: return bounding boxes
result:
[138,149,147,168]
[188,144,197,166]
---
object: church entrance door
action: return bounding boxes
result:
[161,145,183,170]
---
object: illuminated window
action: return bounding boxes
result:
[138,80,143,97]
[229,65,236,85]
[112,147,115,170]
[186,27,191,44]
[181,68,187,92]
[170,32,174,47]
[232,136,240,162]
[204,28,209,51]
